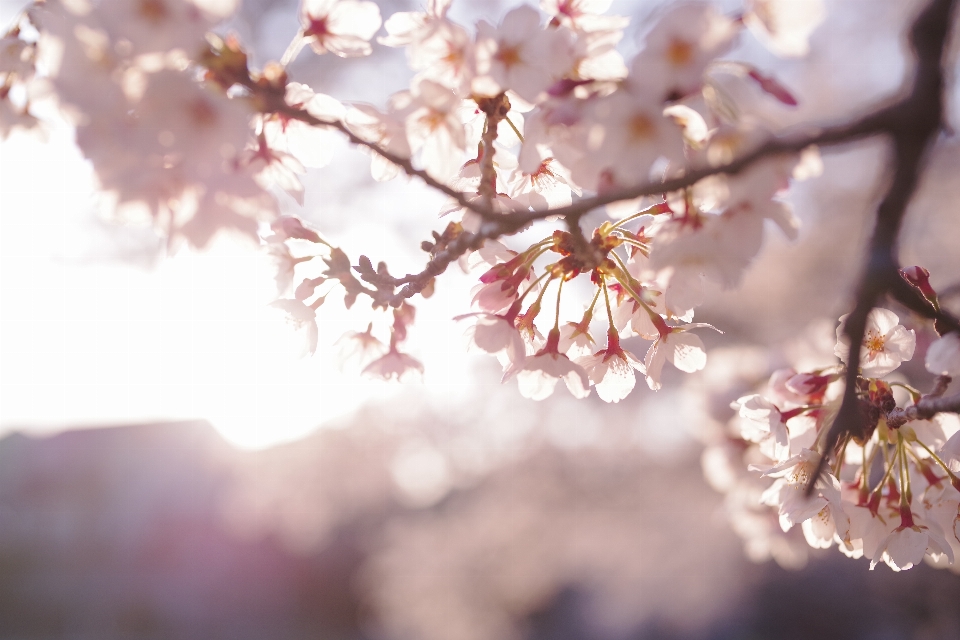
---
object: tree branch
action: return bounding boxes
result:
[807,0,958,493]
[888,379,960,428]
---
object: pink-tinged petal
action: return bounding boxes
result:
[562,368,592,399]
[926,333,960,376]
[327,0,383,39]
[870,307,900,334]
[940,429,960,466]
[886,325,916,359]
[667,331,706,373]
[303,0,338,17]
[873,528,928,571]
[643,340,667,391]
[593,355,636,403]
[499,5,543,42]
[516,368,560,400]
[801,505,837,549]
[379,12,427,46]
[507,63,552,103]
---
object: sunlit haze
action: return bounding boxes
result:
[0,105,487,449]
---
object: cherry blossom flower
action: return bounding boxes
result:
[926,332,960,377]
[456,312,526,369]
[571,87,684,191]
[31,2,127,118]
[402,79,466,179]
[408,20,475,91]
[631,2,738,100]
[755,448,843,532]
[839,498,899,561]
[176,170,278,247]
[920,483,960,561]
[380,2,473,91]
[509,156,580,210]
[70,67,258,237]
[766,368,810,407]
[266,241,313,294]
[363,348,425,381]
[300,0,382,58]
[801,502,850,550]
[834,308,916,378]
[558,318,596,359]
[471,280,521,315]
[459,240,515,274]
[510,329,590,401]
[613,284,667,341]
[871,516,954,571]
[570,22,629,82]
[473,5,575,103]
[734,394,789,461]
[271,298,320,356]
[241,135,307,205]
[269,215,326,244]
[650,160,800,309]
[94,0,231,57]
[651,208,763,296]
[336,324,388,371]
[262,83,345,170]
[777,370,833,406]
[576,330,644,403]
[643,326,711,391]
[663,104,710,149]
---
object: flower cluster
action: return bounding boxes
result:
[2,0,828,386]
[702,278,960,572]
[255,0,821,391]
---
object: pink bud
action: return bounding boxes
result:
[900,265,938,304]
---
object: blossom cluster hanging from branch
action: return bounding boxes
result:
[2,0,960,572]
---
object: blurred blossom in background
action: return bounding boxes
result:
[3,0,960,638]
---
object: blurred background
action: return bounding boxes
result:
[3,0,960,638]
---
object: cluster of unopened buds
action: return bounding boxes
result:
[702,268,960,572]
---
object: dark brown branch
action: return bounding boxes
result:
[271,80,894,231]
[888,379,960,428]
[807,0,958,494]
[272,95,895,307]
[510,110,892,226]
[888,275,960,334]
